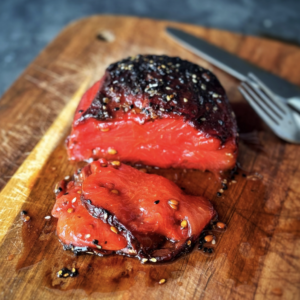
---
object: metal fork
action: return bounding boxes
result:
[238,73,300,144]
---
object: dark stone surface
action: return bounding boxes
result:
[1,0,299,96]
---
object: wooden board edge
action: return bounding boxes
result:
[0,77,91,244]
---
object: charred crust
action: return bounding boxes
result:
[82,196,139,251]
[77,55,237,143]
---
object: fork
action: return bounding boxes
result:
[238,73,300,144]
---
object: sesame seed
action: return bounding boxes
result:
[57,270,63,276]
[219,189,224,193]
[24,216,30,222]
[64,176,70,180]
[96,245,102,249]
[128,249,137,254]
[63,273,69,278]
[101,128,110,132]
[165,87,171,90]
[111,189,119,194]
[108,148,117,155]
[102,105,107,110]
[111,161,121,167]
[212,93,219,98]
[216,222,226,229]
[85,234,91,239]
[67,208,74,213]
[200,118,206,121]
[160,108,165,111]
[232,180,237,184]
[72,268,76,273]
[110,226,118,234]
[103,97,110,103]
[150,258,157,263]
[159,279,166,285]
[212,239,216,245]
[201,84,206,90]
[187,240,191,246]
[72,197,77,203]
[204,235,214,243]
[168,199,179,206]
[213,106,218,111]
[181,220,188,228]
[141,258,148,263]
[183,98,188,103]
[192,78,197,83]
[45,216,51,220]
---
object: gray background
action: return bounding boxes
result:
[1,0,299,96]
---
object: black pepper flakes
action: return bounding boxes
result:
[217,192,222,197]
[222,183,228,190]
[154,200,160,204]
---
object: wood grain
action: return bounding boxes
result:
[0,15,300,300]
[0,77,90,244]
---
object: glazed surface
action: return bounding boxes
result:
[52,161,216,262]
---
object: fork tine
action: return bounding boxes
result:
[245,77,285,119]
[248,73,289,114]
[238,83,279,129]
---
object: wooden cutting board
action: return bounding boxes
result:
[0,16,299,300]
